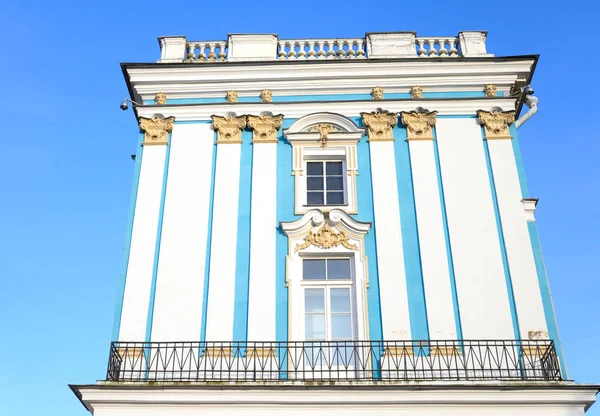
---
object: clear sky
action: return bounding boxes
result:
[0,0,598,415]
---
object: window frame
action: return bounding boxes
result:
[305,161,346,206]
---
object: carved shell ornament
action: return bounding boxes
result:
[295,223,358,252]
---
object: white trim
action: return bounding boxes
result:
[284,113,365,135]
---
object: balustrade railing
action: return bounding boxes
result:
[186,40,228,62]
[277,39,366,60]
[107,340,561,382]
[416,37,459,57]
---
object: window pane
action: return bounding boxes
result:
[307,191,324,205]
[305,288,325,312]
[303,259,326,280]
[330,288,351,312]
[306,162,323,176]
[326,162,343,175]
[327,259,351,280]
[305,314,326,339]
[307,177,324,191]
[326,192,344,205]
[331,314,352,339]
[326,177,344,191]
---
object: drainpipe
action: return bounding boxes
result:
[515,94,538,128]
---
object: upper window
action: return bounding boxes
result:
[306,161,345,205]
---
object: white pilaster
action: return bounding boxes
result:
[408,140,457,339]
[369,142,411,340]
[435,118,514,339]
[204,143,242,341]
[247,143,278,341]
[487,139,548,338]
[150,123,215,342]
[118,145,167,341]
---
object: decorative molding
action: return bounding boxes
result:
[211,115,246,144]
[400,110,437,141]
[246,114,283,143]
[477,110,515,140]
[154,92,167,105]
[260,89,273,103]
[316,123,333,147]
[410,85,423,99]
[295,223,358,252]
[284,112,365,135]
[528,330,549,340]
[484,84,497,97]
[361,110,398,142]
[226,90,238,103]
[371,86,384,100]
[138,116,175,146]
[522,198,538,222]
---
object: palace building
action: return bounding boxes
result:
[70,32,598,415]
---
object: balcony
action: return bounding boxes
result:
[106,340,561,383]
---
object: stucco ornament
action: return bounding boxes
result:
[484,84,497,97]
[247,114,283,143]
[477,110,515,140]
[371,86,384,100]
[260,89,273,103]
[138,116,175,146]
[154,92,167,105]
[361,110,398,141]
[212,115,246,144]
[226,90,238,103]
[316,123,333,147]
[410,85,423,99]
[400,110,437,141]
[295,223,358,252]
[528,330,549,340]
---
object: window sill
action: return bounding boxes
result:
[304,204,349,207]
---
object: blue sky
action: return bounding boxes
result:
[0,0,598,415]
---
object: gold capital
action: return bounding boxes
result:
[361,110,398,142]
[212,115,246,144]
[477,110,515,140]
[247,114,283,143]
[400,110,437,141]
[139,116,175,146]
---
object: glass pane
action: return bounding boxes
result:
[326,161,343,175]
[306,162,323,176]
[326,192,344,205]
[330,288,351,312]
[303,259,326,280]
[327,259,351,280]
[307,177,324,191]
[326,177,344,191]
[305,288,325,312]
[305,314,326,339]
[307,191,324,205]
[331,315,352,339]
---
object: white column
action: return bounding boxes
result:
[150,123,215,342]
[435,118,513,339]
[409,140,457,339]
[247,143,278,341]
[369,141,411,340]
[204,143,242,341]
[487,139,548,338]
[118,145,167,341]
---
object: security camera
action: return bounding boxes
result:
[120,100,129,111]
[521,85,534,96]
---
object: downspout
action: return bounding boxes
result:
[515,94,538,128]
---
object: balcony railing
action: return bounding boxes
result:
[106,340,561,383]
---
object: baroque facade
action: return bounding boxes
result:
[70,32,598,415]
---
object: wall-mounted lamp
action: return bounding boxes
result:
[120,98,142,111]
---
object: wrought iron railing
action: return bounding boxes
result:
[106,340,561,382]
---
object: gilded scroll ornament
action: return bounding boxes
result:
[484,84,497,97]
[247,114,283,143]
[361,110,398,141]
[295,223,358,252]
[410,86,423,99]
[260,89,273,103]
[212,115,246,144]
[400,110,437,141]
[477,110,515,140]
[139,116,175,146]
[154,92,167,105]
[226,90,238,103]
[371,86,384,100]
[317,123,333,147]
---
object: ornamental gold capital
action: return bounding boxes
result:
[361,110,398,141]
[477,110,515,140]
[401,110,437,141]
[139,116,175,146]
[247,114,283,143]
[212,115,246,144]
